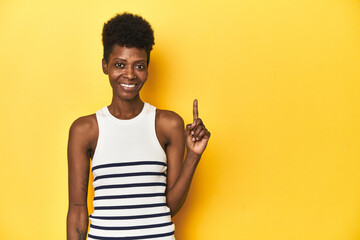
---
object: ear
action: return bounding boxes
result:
[102,58,108,75]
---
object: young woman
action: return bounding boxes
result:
[67,13,210,240]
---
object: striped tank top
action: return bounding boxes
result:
[87,102,175,240]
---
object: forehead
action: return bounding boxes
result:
[109,45,147,61]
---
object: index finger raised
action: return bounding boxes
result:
[193,99,198,122]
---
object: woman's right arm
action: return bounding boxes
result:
[67,116,97,240]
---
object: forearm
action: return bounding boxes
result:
[67,207,89,240]
[166,151,201,217]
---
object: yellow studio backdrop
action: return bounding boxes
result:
[0,0,359,239]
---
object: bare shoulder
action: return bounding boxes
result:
[70,114,97,134]
[155,108,184,147]
[69,114,98,146]
[156,109,184,130]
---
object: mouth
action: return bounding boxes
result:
[120,83,137,88]
[118,83,139,91]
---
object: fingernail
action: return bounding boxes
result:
[191,131,194,135]
[192,137,195,141]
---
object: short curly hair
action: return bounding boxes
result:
[102,12,155,65]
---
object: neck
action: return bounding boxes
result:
[108,96,144,120]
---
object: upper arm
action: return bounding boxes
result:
[67,115,98,208]
[156,110,185,192]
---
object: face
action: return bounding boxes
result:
[102,45,148,101]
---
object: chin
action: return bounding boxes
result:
[116,92,140,101]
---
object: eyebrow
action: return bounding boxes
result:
[113,58,146,63]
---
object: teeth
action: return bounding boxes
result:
[120,83,136,88]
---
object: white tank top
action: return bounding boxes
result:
[87,102,175,240]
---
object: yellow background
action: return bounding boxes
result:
[0,0,359,239]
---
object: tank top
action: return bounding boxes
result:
[87,102,175,240]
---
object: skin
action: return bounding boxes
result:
[66,45,210,240]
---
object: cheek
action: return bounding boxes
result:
[109,69,121,80]
[139,71,148,81]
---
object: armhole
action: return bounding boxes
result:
[91,111,102,171]
[151,108,168,161]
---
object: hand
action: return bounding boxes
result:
[185,99,211,156]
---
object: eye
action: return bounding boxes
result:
[136,64,146,70]
[115,63,125,68]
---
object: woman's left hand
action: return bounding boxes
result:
[185,99,211,156]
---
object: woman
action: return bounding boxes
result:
[67,12,210,240]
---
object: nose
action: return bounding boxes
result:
[123,66,135,79]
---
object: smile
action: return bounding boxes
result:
[120,83,137,88]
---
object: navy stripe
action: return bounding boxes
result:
[94,193,165,200]
[90,221,173,230]
[90,211,170,220]
[94,182,166,191]
[94,172,166,181]
[95,203,167,210]
[92,161,167,171]
[88,231,175,240]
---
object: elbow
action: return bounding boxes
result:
[67,208,89,239]
[168,205,179,218]
[170,209,179,218]
[67,207,89,227]
[166,187,187,218]
[166,197,182,218]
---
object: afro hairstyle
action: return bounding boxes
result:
[102,12,155,65]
